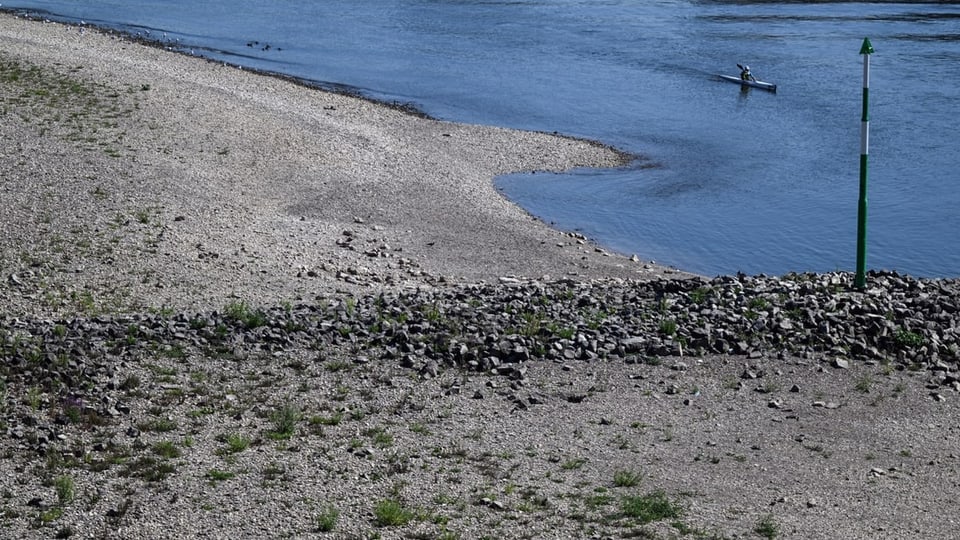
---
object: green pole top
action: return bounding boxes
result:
[860,37,874,55]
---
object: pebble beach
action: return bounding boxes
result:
[2,13,960,540]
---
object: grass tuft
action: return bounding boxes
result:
[267,404,301,440]
[754,513,780,539]
[224,300,269,329]
[206,469,235,482]
[152,441,182,459]
[561,457,587,470]
[316,506,339,532]
[54,475,74,506]
[374,498,415,527]
[621,490,683,524]
[613,469,643,488]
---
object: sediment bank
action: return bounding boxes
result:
[2,13,959,540]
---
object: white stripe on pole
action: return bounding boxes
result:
[861,121,869,155]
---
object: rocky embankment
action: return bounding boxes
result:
[3,270,957,455]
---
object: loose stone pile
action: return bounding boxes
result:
[2,270,958,399]
[2,269,960,460]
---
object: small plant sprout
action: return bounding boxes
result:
[755,513,781,539]
[659,318,678,336]
[316,506,340,532]
[26,386,43,410]
[224,300,268,329]
[689,286,712,304]
[134,208,152,224]
[370,428,394,448]
[152,441,182,459]
[894,328,924,349]
[561,457,587,470]
[374,498,414,527]
[139,417,178,432]
[621,490,683,524]
[223,433,251,454]
[309,411,344,426]
[206,469,235,482]
[410,422,431,435]
[267,404,301,440]
[54,475,75,506]
[613,469,643,488]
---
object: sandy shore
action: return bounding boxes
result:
[0,12,686,320]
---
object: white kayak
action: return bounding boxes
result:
[718,74,777,93]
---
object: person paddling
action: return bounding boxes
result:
[738,63,756,82]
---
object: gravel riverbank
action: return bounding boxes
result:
[3,271,960,539]
[2,12,960,540]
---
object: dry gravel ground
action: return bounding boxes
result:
[1,12,960,540]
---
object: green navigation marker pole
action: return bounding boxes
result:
[855,37,874,290]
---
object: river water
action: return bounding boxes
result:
[4,1,959,277]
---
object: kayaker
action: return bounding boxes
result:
[739,64,756,82]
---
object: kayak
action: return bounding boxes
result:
[718,74,777,93]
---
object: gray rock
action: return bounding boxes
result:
[832,358,850,369]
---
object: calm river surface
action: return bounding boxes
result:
[4,1,960,277]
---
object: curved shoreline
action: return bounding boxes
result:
[0,12,684,320]
[1,7,639,164]
[1,6,646,266]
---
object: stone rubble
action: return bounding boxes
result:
[3,269,958,456]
